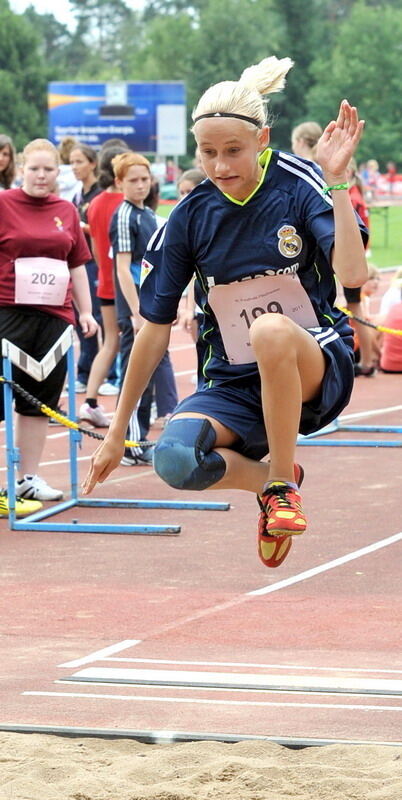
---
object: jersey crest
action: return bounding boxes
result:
[277,225,302,258]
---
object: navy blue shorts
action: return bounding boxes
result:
[172,327,354,460]
[0,307,69,420]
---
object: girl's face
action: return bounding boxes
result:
[363,275,380,296]
[195,118,269,201]
[70,148,96,182]
[0,145,11,174]
[22,149,59,198]
[118,164,151,207]
[178,178,197,198]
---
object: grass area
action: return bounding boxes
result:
[369,203,402,269]
[157,203,173,219]
[157,201,402,270]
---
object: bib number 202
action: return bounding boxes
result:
[32,272,56,286]
[239,301,283,329]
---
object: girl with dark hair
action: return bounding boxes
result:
[0,134,16,190]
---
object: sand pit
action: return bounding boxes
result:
[1,732,402,799]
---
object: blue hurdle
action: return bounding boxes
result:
[297,415,402,447]
[2,327,230,534]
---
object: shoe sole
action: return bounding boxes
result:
[257,462,305,567]
[258,534,292,568]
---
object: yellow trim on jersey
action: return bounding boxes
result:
[222,148,272,206]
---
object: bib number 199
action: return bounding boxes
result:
[239,301,283,329]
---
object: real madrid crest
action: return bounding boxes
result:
[277,225,302,258]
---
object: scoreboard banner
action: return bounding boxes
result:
[48,81,186,154]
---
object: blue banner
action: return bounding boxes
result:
[48,81,186,154]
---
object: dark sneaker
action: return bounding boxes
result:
[354,364,376,377]
[120,447,154,466]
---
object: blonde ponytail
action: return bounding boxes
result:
[192,55,293,129]
[239,56,294,96]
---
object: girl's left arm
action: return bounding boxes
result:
[317,99,368,288]
[71,264,98,337]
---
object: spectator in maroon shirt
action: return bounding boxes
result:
[0,138,97,515]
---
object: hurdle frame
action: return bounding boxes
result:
[297,415,402,447]
[2,327,230,534]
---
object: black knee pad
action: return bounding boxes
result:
[153,417,226,490]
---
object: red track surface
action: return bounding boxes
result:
[1,314,402,745]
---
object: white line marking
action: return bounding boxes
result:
[339,404,402,422]
[58,640,141,668]
[55,679,402,700]
[249,531,402,596]
[67,667,402,694]
[22,690,402,712]
[168,343,195,353]
[103,658,402,675]
[173,369,196,377]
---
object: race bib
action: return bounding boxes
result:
[208,273,319,364]
[15,257,70,306]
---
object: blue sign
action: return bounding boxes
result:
[48,81,187,154]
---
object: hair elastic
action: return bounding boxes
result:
[193,111,261,127]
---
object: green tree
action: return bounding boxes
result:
[0,0,47,148]
[190,0,283,147]
[22,7,72,75]
[307,1,402,167]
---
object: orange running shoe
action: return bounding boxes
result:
[257,464,306,568]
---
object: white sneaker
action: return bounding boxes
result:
[79,402,110,427]
[15,474,64,501]
[99,381,119,396]
[74,380,87,393]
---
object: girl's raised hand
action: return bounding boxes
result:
[316,99,365,184]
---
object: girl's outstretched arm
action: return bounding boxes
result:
[82,320,172,493]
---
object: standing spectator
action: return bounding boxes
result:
[176,169,207,387]
[70,144,103,392]
[379,267,402,318]
[57,136,82,201]
[79,145,128,427]
[344,158,375,376]
[0,138,97,512]
[380,302,402,373]
[110,152,177,464]
[0,134,16,190]
[291,121,323,163]
[362,158,380,202]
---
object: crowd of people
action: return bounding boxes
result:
[1,64,401,568]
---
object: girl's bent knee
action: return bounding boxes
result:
[153,417,226,490]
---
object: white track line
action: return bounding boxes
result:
[22,690,402,712]
[59,640,141,669]
[339,404,402,421]
[103,658,402,674]
[249,532,402,596]
[65,667,402,695]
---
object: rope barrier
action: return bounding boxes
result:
[0,376,154,449]
[338,306,402,336]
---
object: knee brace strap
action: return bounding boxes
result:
[153,417,226,490]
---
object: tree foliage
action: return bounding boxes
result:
[0,1,47,148]
[0,0,402,165]
[307,1,402,167]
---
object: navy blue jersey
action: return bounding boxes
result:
[140,149,368,383]
[110,200,157,284]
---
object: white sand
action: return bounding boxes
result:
[1,732,402,799]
